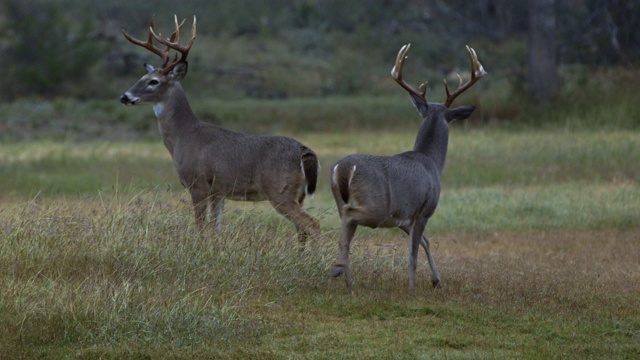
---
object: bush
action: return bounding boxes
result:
[0,1,107,99]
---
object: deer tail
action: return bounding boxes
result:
[301,146,318,197]
[331,162,354,205]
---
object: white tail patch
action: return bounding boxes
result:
[331,163,356,189]
[333,163,358,207]
[348,165,356,187]
[348,165,358,207]
[331,164,340,186]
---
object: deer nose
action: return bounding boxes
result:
[120,93,138,105]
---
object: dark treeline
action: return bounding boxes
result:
[0,0,638,101]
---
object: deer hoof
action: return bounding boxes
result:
[331,265,345,278]
[432,279,443,288]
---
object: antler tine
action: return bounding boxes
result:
[154,16,184,68]
[122,15,170,65]
[391,44,428,101]
[443,45,487,107]
[150,15,197,75]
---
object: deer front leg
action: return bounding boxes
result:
[210,197,224,231]
[332,218,357,292]
[402,223,441,288]
[419,234,442,288]
[190,187,209,231]
[407,222,425,289]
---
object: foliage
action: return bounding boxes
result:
[557,0,640,66]
[1,0,639,103]
[0,65,638,141]
[0,0,108,99]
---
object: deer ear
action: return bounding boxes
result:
[446,105,476,122]
[409,94,429,118]
[144,63,156,74]
[170,62,189,81]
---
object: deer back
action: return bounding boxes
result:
[172,126,314,201]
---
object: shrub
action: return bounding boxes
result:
[0,1,107,99]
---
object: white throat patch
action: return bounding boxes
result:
[153,103,165,118]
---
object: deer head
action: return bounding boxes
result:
[120,15,197,106]
[391,44,486,166]
[391,43,486,123]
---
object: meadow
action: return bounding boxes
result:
[1,2,639,357]
[1,126,639,359]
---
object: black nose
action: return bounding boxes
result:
[120,94,129,104]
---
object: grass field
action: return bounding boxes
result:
[1,129,639,358]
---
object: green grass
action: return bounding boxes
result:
[0,130,639,358]
[0,141,176,196]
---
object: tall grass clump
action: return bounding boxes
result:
[0,191,334,357]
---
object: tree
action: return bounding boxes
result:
[528,0,560,102]
[0,1,106,99]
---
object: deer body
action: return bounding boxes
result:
[120,16,319,241]
[332,152,440,229]
[330,44,485,291]
[146,75,316,204]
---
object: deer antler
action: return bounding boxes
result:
[122,15,197,75]
[443,45,486,107]
[150,15,197,74]
[122,15,169,67]
[391,44,428,101]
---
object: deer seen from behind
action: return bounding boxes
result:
[119,16,320,243]
[330,44,486,292]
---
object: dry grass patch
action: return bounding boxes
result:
[334,229,639,317]
[254,229,640,358]
[0,194,638,358]
[437,230,640,317]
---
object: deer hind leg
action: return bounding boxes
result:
[331,218,357,293]
[269,199,320,247]
[408,223,425,289]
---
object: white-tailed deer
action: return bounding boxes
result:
[330,44,486,291]
[120,16,320,243]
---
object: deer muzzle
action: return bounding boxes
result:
[120,93,139,106]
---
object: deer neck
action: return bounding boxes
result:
[413,118,449,175]
[153,83,200,156]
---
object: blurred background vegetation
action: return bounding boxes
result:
[0,0,639,140]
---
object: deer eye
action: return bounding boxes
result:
[148,79,160,86]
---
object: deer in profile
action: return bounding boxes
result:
[330,44,486,291]
[119,16,320,243]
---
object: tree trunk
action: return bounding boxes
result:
[528,0,559,102]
